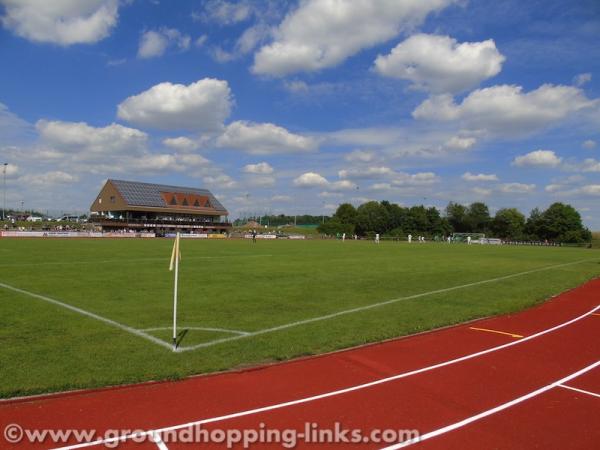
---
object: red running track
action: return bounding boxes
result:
[1,279,599,449]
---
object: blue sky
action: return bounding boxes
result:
[1,0,599,227]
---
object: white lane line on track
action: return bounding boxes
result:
[558,383,600,399]
[380,360,600,449]
[49,304,600,449]
[0,282,173,351]
[178,258,598,351]
[151,432,169,450]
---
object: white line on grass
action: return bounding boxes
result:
[557,383,600,399]
[0,254,273,268]
[178,258,598,351]
[0,282,173,351]
[141,326,250,336]
[49,304,599,449]
[380,360,600,449]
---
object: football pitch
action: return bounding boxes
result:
[0,238,599,398]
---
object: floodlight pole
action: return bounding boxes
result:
[2,163,7,221]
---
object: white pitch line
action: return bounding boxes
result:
[558,383,600,399]
[0,281,173,351]
[49,304,599,450]
[178,258,598,351]
[380,360,600,449]
[141,326,250,336]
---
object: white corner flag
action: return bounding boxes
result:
[169,232,181,350]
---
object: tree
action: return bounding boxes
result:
[466,202,491,233]
[334,203,357,225]
[492,208,525,239]
[317,219,354,236]
[445,202,468,232]
[525,207,543,240]
[539,203,591,243]
[355,201,389,235]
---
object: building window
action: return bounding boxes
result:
[170,196,177,205]
[110,196,115,204]
[193,199,200,207]
[182,198,189,206]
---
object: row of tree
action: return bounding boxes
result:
[317,201,592,243]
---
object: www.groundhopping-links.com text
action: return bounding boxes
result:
[4,422,420,448]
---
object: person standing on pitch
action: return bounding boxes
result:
[467,235,472,245]
[252,229,257,243]
[342,232,346,241]
[375,233,380,244]
[408,234,412,243]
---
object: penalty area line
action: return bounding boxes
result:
[0,281,173,351]
[178,258,598,352]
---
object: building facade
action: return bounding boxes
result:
[90,179,230,234]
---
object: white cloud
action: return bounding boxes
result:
[512,150,562,168]
[580,185,600,196]
[252,0,457,76]
[573,72,591,87]
[2,163,19,178]
[545,184,563,193]
[162,136,200,152]
[443,136,476,151]
[0,0,119,45]
[138,28,191,59]
[461,172,498,182]
[499,183,535,194]
[582,158,600,172]
[199,0,254,25]
[271,194,292,202]
[203,174,237,189]
[392,171,439,186]
[195,34,208,47]
[329,180,357,191]
[117,78,232,131]
[246,175,276,188]
[293,172,329,188]
[243,162,274,174]
[217,121,317,154]
[472,187,492,196]
[344,149,376,163]
[176,153,210,168]
[318,191,342,198]
[413,84,594,137]
[0,102,32,141]
[19,171,79,186]
[36,120,147,157]
[370,182,392,191]
[338,166,393,179]
[374,34,504,94]
[135,154,184,172]
[582,139,597,150]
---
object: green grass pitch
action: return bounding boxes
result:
[0,238,599,398]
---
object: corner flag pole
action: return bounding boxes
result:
[169,232,181,351]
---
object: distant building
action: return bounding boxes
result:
[90,179,230,234]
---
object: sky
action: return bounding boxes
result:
[0,0,599,227]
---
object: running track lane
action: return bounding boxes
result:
[0,279,599,449]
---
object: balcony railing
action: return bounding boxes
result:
[91,217,231,228]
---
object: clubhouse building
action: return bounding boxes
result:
[90,179,230,234]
